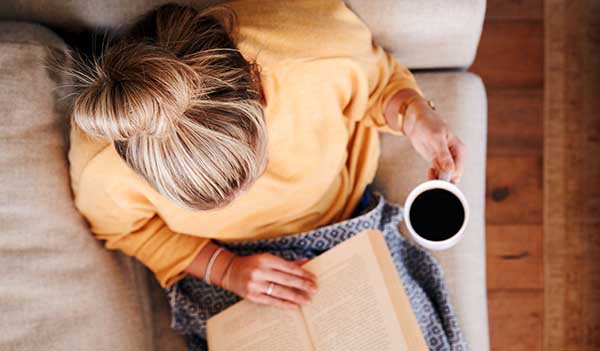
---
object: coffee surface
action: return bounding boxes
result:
[409,188,465,241]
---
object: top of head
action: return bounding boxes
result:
[66,3,269,211]
[70,3,261,140]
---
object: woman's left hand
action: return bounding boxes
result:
[402,98,466,184]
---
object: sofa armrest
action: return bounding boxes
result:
[345,0,486,69]
[374,71,489,350]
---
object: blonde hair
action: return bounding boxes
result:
[67,3,268,210]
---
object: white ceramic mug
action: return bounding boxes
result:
[403,171,470,250]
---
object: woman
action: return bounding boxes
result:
[67,0,466,349]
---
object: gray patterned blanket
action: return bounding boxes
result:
[165,189,468,351]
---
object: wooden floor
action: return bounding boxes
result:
[543,0,600,349]
[469,1,544,350]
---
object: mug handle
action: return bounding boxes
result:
[438,170,453,182]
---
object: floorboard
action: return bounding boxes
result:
[486,0,543,20]
[487,88,543,156]
[486,155,543,225]
[488,290,543,351]
[470,3,545,350]
[470,21,543,89]
[544,0,600,349]
[487,224,543,290]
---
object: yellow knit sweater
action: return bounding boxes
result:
[68,0,422,288]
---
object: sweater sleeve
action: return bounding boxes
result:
[95,215,209,288]
[74,171,209,288]
[362,50,424,136]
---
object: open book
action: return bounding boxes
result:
[206,229,428,351]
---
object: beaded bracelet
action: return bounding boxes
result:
[204,247,224,285]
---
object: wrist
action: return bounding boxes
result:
[402,98,430,136]
[183,242,235,287]
[384,88,424,134]
[212,250,237,287]
[218,254,237,290]
[184,242,219,279]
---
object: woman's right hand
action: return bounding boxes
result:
[221,253,318,310]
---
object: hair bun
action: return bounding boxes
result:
[70,41,196,141]
[64,3,269,211]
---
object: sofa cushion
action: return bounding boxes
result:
[345,0,485,68]
[374,71,489,350]
[0,0,485,69]
[0,22,185,351]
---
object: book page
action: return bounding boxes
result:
[368,231,429,350]
[207,299,313,351]
[300,229,412,351]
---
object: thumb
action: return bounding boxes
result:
[293,258,310,265]
[436,143,456,174]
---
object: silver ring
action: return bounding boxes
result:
[266,282,275,296]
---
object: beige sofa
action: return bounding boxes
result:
[0,1,488,350]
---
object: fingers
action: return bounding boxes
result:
[228,254,319,310]
[435,138,456,175]
[428,167,437,181]
[428,138,455,181]
[429,130,467,184]
[244,270,315,309]
[248,292,299,310]
[263,281,311,305]
[448,135,466,183]
[261,254,317,281]
[263,269,317,294]
[293,258,310,266]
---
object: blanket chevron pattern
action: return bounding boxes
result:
[166,189,468,351]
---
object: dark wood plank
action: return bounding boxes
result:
[487,88,543,156]
[486,0,543,20]
[486,155,543,225]
[470,20,543,89]
[544,0,600,349]
[488,290,543,351]
[486,224,543,290]
[477,4,546,351]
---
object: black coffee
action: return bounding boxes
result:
[409,188,465,241]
